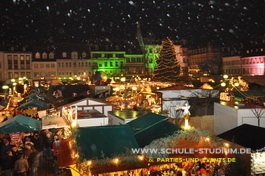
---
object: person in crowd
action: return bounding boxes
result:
[2,150,15,176]
[39,129,53,158]
[31,133,43,152]
[11,145,20,161]
[1,138,12,163]
[14,154,28,176]
[52,135,61,174]
[28,146,41,176]
[23,143,34,159]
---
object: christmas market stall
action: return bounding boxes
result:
[67,125,149,175]
[218,124,265,175]
[25,92,47,100]
[143,126,251,175]
[0,114,41,134]
[127,112,181,147]
[17,99,49,110]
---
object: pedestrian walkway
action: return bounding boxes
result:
[38,156,72,176]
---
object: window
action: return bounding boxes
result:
[46,64,50,68]
[115,62,119,67]
[92,53,101,58]
[20,56,25,69]
[116,54,124,58]
[35,52,40,59]
[62,52,67,58]
[51,64,55,68]
[14,55,18,69]
[105,54,112,58]
[82,52,86,58]
[71,51,78,59]
[34,72,39,77]
[110,62,113,67]
[42,52,47,59]
[104,62,108,67]
[49,52,54,59]
[34,64,38,68]
[40,64,44,68]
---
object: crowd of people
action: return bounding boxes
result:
[0,128,64,176]
[149,162,228,176]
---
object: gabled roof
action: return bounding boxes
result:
[0,115,41,134]
[233,91,265,98]
[75,125,139,160]
[127,113,181,147]
[217,124,265,151]
[127,113,167,135]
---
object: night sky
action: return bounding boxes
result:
[1,0,265,48]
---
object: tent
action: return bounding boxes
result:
[218,124,265,151]
[17,99,49,110]
[31,86,47,92]
[25,92,46,100]
[127,113,181,147]
[0,114,41,134]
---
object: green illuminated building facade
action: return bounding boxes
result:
[90,44,163,79]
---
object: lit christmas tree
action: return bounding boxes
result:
[153,37,180,82]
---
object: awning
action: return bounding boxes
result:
[25,92,46,100]
[0,114,41,134]
[75,125,139,160]
[127,113,181,147]
[17,99,49,110]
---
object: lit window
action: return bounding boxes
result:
[35,52,40,59]
[42,52,47,59]
[62,52,67,58]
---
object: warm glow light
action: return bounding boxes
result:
[224,143,229,147]
[120,77,126,82]
[183,119,190,130]
[87,160,92,166]
[112,158,119,164]
[205,137,210,142]
[138,155,144,161]
[223,75,229,79]
[234,82,240,87]
[2,85,9,90]
[11,79,16,82]
[71,121,77,128]
[221,82,226,87]
[132,86,137,91]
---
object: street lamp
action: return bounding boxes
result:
[223,75,229,79]
[2,85,9,102]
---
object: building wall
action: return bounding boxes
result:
[214,102,238,135]
[1,52,32,81]
[241,56,265,76]
[32,61,57,80]
[214,102,265,135]
[174,45,188,75]
[74,118,108,127]
[91,51,126,77]
[222,56,242,76]
[56,59,92,79]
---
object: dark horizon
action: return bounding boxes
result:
[1,0,265,49]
